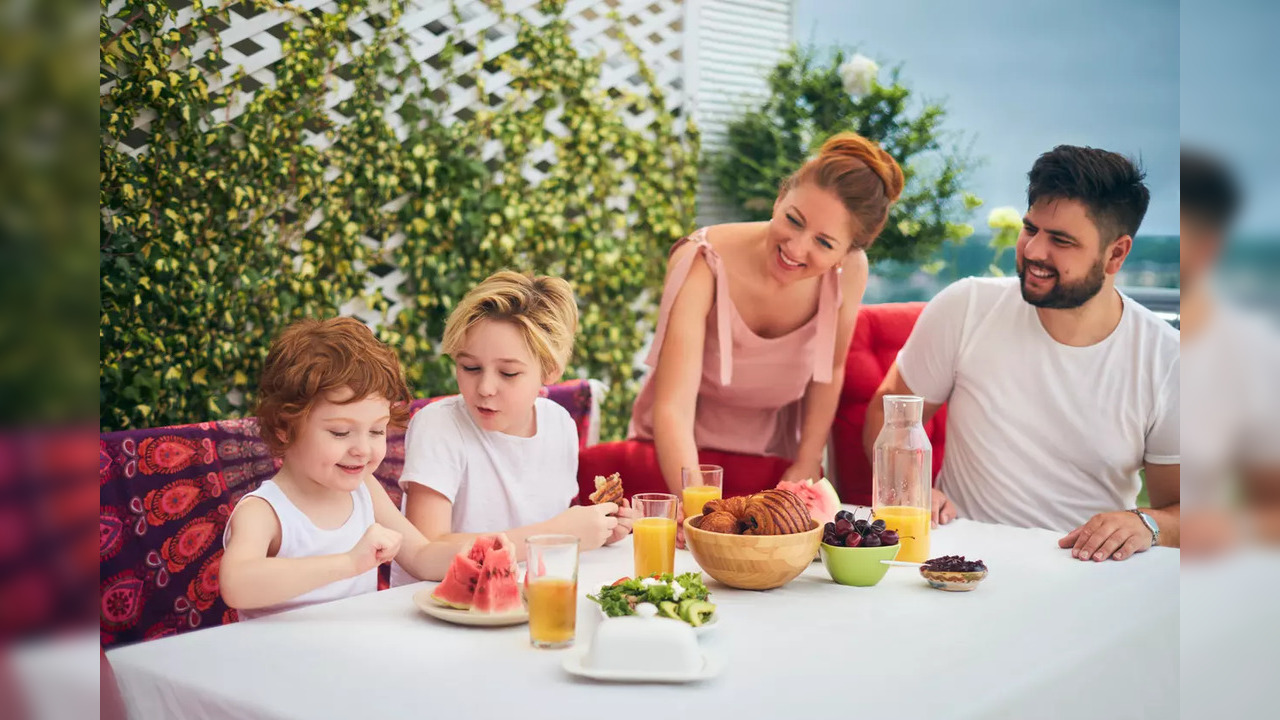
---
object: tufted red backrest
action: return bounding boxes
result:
[831,303,947,506]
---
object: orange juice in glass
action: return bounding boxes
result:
[632,493,677,577]
[524,535,579,648]
[875,505,930,563]
[526,578,576,647]
[681,464,723,516]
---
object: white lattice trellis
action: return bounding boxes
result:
[105,1,689,149]
[103,0,693,326]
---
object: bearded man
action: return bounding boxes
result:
[864,145,1180,560]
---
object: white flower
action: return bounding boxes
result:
[987,206,1022,232]
[839,54,879,97]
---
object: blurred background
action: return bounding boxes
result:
[2,0,1279,717]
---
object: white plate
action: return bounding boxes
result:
[596,608,719,635]
[562,649,722,683]
[413,588,528,627]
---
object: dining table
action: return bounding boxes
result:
[103,513,1179,720]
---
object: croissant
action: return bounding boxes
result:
[703,495,749,520]
[698,510,740,534]
[742,489,812,536]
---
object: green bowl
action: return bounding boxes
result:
[819,541,902,587]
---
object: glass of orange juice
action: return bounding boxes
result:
[632,493,677,578]
[681,464,724,517]
[524,535,578,649]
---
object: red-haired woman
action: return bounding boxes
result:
[581,132,904,514]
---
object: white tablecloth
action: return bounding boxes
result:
[105,517,1178,720]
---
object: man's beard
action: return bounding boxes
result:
[1017,253,1107,309]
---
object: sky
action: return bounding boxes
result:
[793,0,1181,235]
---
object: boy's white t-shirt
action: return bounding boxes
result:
[222,479,378,620]
[389,395,579,587]
[895,277,1180,533]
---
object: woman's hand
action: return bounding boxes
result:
[778,457,825,486]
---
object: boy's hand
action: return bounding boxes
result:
[604,499,636,545]
[347,523,403,575]
[556,504,619,551]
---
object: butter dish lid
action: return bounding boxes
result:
[583,603,702,675]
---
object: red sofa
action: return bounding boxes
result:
[832,302,946,506]
[576,303,946,506]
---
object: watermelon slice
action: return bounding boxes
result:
[471,537,522,614]
[430,540,483,609]
[776,477,842,525]
[467,537,489,565]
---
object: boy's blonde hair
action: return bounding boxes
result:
[441,271,578,380]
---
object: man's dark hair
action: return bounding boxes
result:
[1181,145,1241,231]
[1026,145,1150,242]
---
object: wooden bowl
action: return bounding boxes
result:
[683,515,822,590]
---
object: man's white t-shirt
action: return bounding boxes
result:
[389,395,578,587]
[896,277,1180,533]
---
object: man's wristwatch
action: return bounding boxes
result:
[1129,508,1160,547]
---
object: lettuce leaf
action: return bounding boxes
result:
[586,572,711,619]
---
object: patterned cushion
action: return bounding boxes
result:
[99,380,600,649]
[832,303,948,506]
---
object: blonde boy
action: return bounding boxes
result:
[390,272,632,585]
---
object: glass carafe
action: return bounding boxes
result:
[872,395,932,563]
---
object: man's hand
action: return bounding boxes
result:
[932,488,956,527]
[1058,511,1153,561]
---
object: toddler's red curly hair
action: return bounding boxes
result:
[256,317,412,456]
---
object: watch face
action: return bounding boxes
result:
[1139,512,1159,539]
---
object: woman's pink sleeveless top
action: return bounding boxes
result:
[628,228,842,459]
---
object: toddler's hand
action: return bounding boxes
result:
[348,523,403,575]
